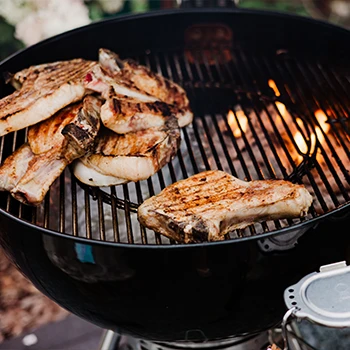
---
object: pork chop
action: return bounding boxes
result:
[0,144,35,192]
[138,170,313,243]
[100,85,182,134]
[0,59,98,136]
[99,48,190,109]
[95,49,193,129]
[0,95,101,206]
[72,115,180,186]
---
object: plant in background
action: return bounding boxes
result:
[0,0,128,60]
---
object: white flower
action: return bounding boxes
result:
[96,0,125,14]
[330,0,350,17]
[0,0,35,26]
[14,0,91,47]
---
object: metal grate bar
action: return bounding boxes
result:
[312,63,350,133]
[227,50,295,231]
[134,182,147,244]
[260,56,321,216]
[286,64,344,209]
[84,185,92,239]
[110,186,120,243]
[225,51,277,180]
[1,46,349,245]
[281,59,349,206]
[272,59,333,212]
[59,173,65,233]
[298,60,350,163]
[71,175,78,236]
[329,66,350,98]
[182,54,211,171]
[97,192,106,241]
[43,195,50,229]
[122,184,134,244]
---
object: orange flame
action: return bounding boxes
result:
[276,102,287,117]
[294,118,314,163]
[314,109,330,134]
[227,110,248,137]
[293,113,331,163]
[268,79,281,97]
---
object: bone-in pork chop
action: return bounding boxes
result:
[93,48,193,129]
[138,170,313,243]
[72,115,180,186]
[0,95,101,205]
[0,59,98,136]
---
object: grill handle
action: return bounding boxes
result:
[176,0,238,8]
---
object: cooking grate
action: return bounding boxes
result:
[0,47,349,245]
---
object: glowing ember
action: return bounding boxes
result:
[293,115,329,163]
[227,110,248,137]
[314,109,330,133]
[268,79,281,96]
[276,102,286,117]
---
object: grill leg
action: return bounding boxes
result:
[98,330,121,350]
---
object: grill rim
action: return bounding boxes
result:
[1,204,349,249]
[1,7,350,69]
[0,8,349,248]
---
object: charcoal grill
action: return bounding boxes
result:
[0,6,349,348]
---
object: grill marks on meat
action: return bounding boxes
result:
[99,48,189,108]
[0,144,35,192]
[0,59,98,136]
[0,95,101,205]
[73,115,181,186]
[94,48,193,129]
[138,170,313,243]
[85,64,157,102]
[100,86,177,134]
[0,50,190,199]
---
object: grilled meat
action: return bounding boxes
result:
[99,48,190,108]
[73,115,180,186]
[101,85,181,134]
[85,64,191,133]
[0,95,101,206]
[11,148,69,206]
[85,65,173,133]
[138,170,313,243]
[0,59,98,136]
[0,144,35,192]
[28,95,101,160]
[85,64,157,102]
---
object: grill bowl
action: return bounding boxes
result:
[0,8,349,344]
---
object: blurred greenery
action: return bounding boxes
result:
[0,19,24,61]
[239,0,308,16]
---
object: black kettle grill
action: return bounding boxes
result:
[0,4,349,349]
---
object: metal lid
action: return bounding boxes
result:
[284,261,350,327]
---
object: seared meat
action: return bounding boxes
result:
[85,64,191,133]
[85,64,157,102]
[73,115,180,186]
[97,48,193,128]
[101,86,183,134]
[85,65,177,133]
[99,48,190,108]
[28,95,101,161]
[11,148,69,206]
[138,170,313,243]
[0,59,98,136]
[0,144,35,192]
[0,95,101,206]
